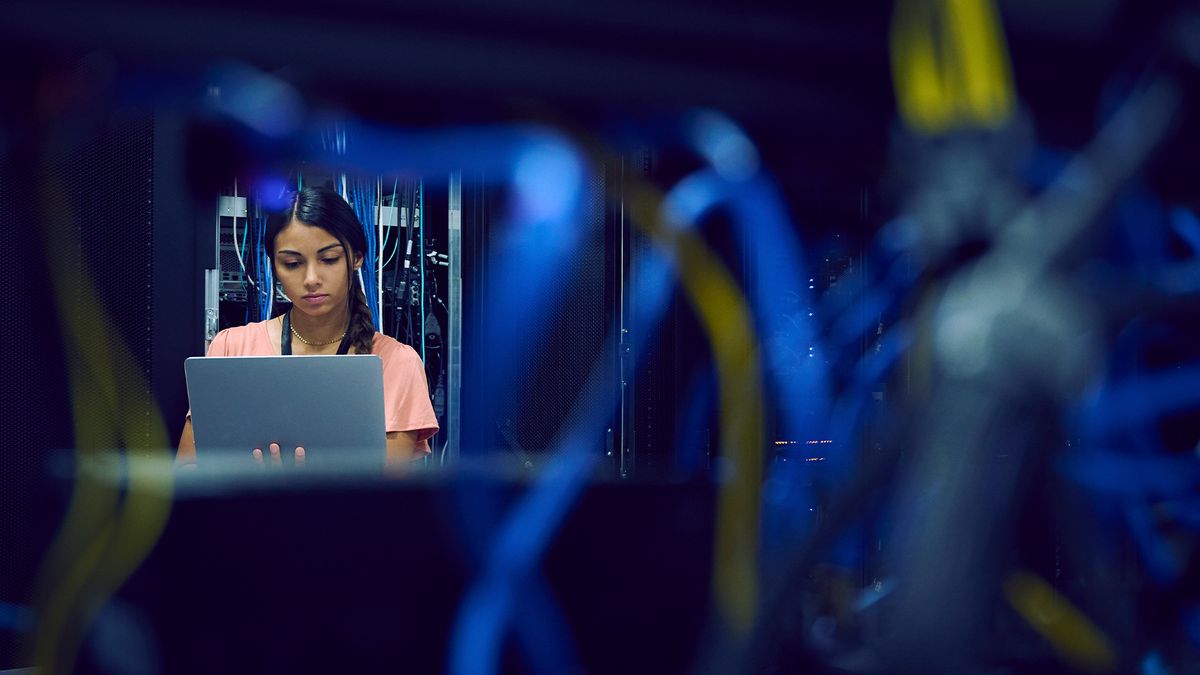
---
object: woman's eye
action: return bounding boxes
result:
[282,261,301,269]
[321,257,340,265]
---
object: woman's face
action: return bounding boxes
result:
[273,219,362,319]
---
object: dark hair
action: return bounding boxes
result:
[266,185,375,355]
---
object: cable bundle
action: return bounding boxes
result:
[253,198,274,321]
[345,175,382,331]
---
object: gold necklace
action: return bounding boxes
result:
[289,318,347,346]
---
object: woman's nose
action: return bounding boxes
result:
[304,265,321,287]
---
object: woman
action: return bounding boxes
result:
[176,185,439,467]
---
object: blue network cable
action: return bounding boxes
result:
[379,177,399,273]
[354,177,381,330]
[381,194,404,269]
[258,209,274,321]
[342,176,373,329]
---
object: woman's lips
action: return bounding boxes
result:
[302,294,328,306]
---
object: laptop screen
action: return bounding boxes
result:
[185,354,387,468]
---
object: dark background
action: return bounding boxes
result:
[3,0,1199,671]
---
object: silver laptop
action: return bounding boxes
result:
[185,355,387,468]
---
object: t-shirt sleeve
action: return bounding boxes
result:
[382,343,440,455]
[206,330,230,357]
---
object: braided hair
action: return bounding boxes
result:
[266,186,376,355]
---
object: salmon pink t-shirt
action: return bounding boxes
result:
[204,320,439,455]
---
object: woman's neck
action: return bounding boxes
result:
[289,303,350,343]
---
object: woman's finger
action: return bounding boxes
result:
[268,442,282,468]
[251,448,264,466]
[294,446,305,468]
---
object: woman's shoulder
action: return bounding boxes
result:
[218,319,271,338]
[370,332,421,361]
[209,320,274,356]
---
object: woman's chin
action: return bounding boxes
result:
[291,300,343,319]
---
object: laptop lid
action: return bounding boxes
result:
[184,354,387,467]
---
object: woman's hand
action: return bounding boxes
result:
[251,442,306,468]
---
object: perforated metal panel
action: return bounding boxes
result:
[0,110,156,667]
[0,128,73,671]
[496,168,613,454]
[68,112,157,446]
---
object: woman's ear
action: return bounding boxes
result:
[352,252,363,270]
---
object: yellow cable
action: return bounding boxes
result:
[944,0,1015,127]
[1005,570,1117,673]
[28,162,174,675]
[534,120,768,639]
[891,0,1016,134]
[892,1,946,133]
[627,181,764,637]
